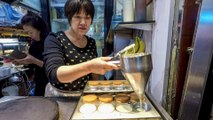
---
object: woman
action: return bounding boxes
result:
[13,13,49,96]
[43,0,119,96]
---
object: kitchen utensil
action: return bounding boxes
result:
[120,53,152,111]
[114,44,135,58]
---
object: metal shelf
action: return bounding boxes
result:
[114,21,155,31]
[50,1,104,7]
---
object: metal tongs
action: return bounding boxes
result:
[108,44,135,65]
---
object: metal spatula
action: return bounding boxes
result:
[113,44,135,59]
[108,44,135,65]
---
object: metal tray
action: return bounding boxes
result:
[71,93,161,120]
[83,80,134,93]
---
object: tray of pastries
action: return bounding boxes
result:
[84,80,134,93]
[71,92,161,120]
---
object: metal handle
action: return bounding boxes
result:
[187,47,194,54]
[195,0,202,4]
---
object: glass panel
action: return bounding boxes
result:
[49,0,68,33]
[49,0,105,56]
[89,0,105,56]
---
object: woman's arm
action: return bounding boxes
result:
[12,53,44,68]
[56,57,119,83]
[43,34,119,84]
[31,57,43,67]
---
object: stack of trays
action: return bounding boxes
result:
[71,80,161,120]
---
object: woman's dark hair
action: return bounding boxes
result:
[64,0,95,24]
[21,13,49,41]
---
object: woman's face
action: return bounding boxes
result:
[70,10,92,36]
[23,25,40,41]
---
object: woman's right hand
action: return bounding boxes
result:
[88,57,120,75]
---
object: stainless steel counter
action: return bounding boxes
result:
[0,94,173,120]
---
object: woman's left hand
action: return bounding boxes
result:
[12,53,35,65]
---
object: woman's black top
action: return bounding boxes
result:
[43,31,97,91]
[28,40,48,96]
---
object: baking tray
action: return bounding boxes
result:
[83,80,134,93]
[71,93,161,120]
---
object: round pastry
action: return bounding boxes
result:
[115,93,130,103]
[100,81,112,91]
[116,103,133,113]
[112,80,123,86]
[88,81,99,91]
[100,81,111,86]
[98,103,114,113]
[123,81,129,85]
[97,94,114,113]
[79,103,96,114]
[98,94,113,103]
[130,92,144,103]
[82,94,97,103]
[130,92,139,103]
[113,80,125,90]
[88,81,99,86]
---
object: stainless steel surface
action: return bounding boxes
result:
[146,92,173,120]
[0,67,29,81]
[0,67,11,77]
[115,22,154,31]
[133,102,152,112]
[51,97,80,120]
[178,0,213,119]
[120,53,152,108]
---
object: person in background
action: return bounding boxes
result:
[12,13,49,96]
[43,0,119,96]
